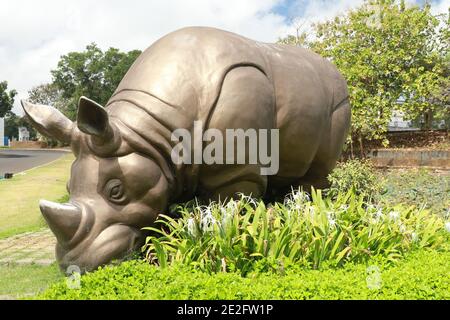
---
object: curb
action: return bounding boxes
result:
[2,148,71,152]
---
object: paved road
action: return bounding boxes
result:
[0,150,67,176]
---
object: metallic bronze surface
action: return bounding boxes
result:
[22,27,351,272]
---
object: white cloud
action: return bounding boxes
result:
[1,0,286,115]
[280,0,449,42]
[431,0,450,15]
[278,0,366,38]
[1,0,448,115]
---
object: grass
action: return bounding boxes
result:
[0,263,63,299]
[37,247,450,300]
[0,153,74,239]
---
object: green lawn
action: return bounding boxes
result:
[0,263,63,299]
[0,153,74,239]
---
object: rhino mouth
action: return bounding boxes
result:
[39,199,143,272]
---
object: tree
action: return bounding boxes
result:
[26,83,66,145]
[28,83,71,118]
[51,43,141,120]
[4,113,36,140]
[426,13,450,129]
[0,81,17,118]
[279,0,449,150]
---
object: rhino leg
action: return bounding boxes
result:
[198,66,276,201]
[297,97,351,191]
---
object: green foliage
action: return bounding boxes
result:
[57,193,70,204]
[381,168,450,216]
[28,83,67,108]
[51,43,141,120]
[142,190,445,275]
[37,248,450,300]
[327,159,383,200]
[26,83,69,146]
[4,113,37,140]
[0,81,17,118]
[279,0,449,142]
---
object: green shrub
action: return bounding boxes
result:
[142,190,446,275]
[57,193,69,203]
[327,159,383,200]
[37,248,450,300]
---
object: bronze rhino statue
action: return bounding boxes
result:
[22,27,350,272]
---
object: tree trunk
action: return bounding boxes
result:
[424,109,433,130]
[359,134,364,158]
[350,135,354,159]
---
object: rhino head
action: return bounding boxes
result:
[21,97,171,273]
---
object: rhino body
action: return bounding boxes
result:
[22,27,350,272]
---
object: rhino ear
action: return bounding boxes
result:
[77,96,112,138]
[21,100,73,143]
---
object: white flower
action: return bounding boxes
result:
[375,209,383,218]
[373,209,384,222]
[221,207,233,227]
[226,200,237,212]
[444,208,450,219]
[445,222,450,233]
[339,204,349,212]
[328,218,336,228]
[411,232,418,242]
[220,207,229,219]
[290,191,310,206]
[388,211,400,221]
[308,206,316,218]
[326,211,337,228]
[187,218,196,236]
[241,194,257,206]
[284,191,308,211]
[398,224,406,233]
[201,207,216,232]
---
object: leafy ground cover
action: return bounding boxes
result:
[380,168,449,216]
[38,247,450,300]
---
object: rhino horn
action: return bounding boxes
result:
[21,100,73,143]
[39,200,82,247]
[77,96,115,143]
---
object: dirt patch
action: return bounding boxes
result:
[0,229,56,265]
[10,141,48,149]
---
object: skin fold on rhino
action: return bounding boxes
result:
[22,27,351,273]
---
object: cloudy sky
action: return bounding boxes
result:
[1,0,448,115]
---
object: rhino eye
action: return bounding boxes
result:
[105,179,126,204]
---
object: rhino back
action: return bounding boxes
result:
[108,27,272,126]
